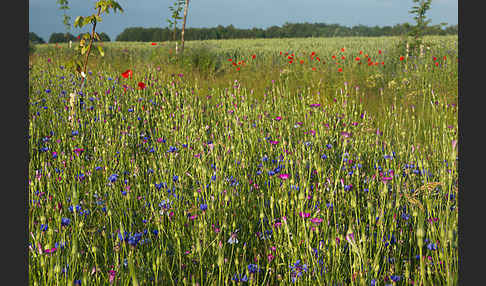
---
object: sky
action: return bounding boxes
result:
[29,0,458,42]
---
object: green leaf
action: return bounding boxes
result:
[81,45,89,55]
[74,16,84,28]
[97,45,105,57]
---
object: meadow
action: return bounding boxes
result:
[29,35,458,285]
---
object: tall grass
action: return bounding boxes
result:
[29,35,457,285]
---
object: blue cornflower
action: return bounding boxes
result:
[71,130,79,136]
[321,154,327,159]
[247,264,260,274]
[232,273,248,283]
[326,144,332,149]
[427,242,437,251]
[61,218,71,226]
[390,275,401,282]
[200,204,208,211]
[168,146,177,153]
[74,280,81,285]
[370,279,376,286]
[40,224,48,231]
[108,174,118,183]
[173,175,179,183]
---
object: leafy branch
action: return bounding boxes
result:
[70,0,123,89]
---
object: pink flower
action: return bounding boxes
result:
[340,131,351,138]
[309,104,321,107]
[275,116,282,121]
[345,232,355,244]
[279,173,290,180]
[44,247,57,254]
[310,217,323,224]
[269,140,279,145]
[299,212,310,218]
[109,270,117,283]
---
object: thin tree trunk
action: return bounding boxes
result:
[180,0,190,55]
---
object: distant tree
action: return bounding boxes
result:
[408,0,432,54]
[97,32,111,41]
[49,32,76,43]
[57,0,72,41]
[167,0,185,42]
[29,32,45,44]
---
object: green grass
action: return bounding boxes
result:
[29,35,457,285]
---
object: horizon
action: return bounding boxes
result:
[29,0,458,42]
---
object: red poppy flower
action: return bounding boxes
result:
[312,67,316,71]
[300,60,304,64]
[316,57,320,61]
[381,62,384,65]
[359,51,363,55]
[341,56,346,60]
[433,57,437,61]
[311,51,316,56]
[228,58,232,61]
[252,54,256,59]
[138,82,146,89]
[355,57,360,61]
[238,61,242,65]
[341,48,345,52]
[289,60,293,64]
[151,42,157,45]
[338,67,343,72]
[121,69,132,79]
[368,62,373,66]
[280,51,282,55]
[332,55,336,59]
[443,56,447,60]
[378,50,382,54]
[399,56,404,61]
[288,56,293,60]
[232,62,237,66]
[236,67,240,71]
[435,62,439,67]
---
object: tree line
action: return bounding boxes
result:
[29,32,111,44]
[30,21,457,45]
[115,22,457,42]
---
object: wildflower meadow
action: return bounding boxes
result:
[29,34,458,285]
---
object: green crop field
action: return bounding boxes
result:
[29,35,458,285]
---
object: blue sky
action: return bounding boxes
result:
[29,0,458,42]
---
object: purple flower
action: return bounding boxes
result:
[309,103,321,107]
[279,173,290,180]
[299,212,310,218]
[310,217,323,224]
